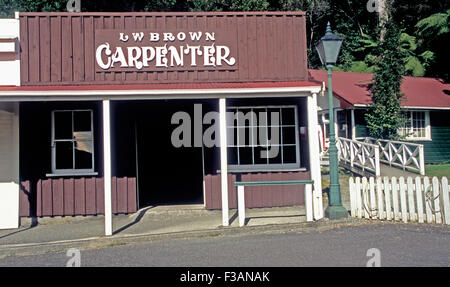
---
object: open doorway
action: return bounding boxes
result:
[135,100,205,208]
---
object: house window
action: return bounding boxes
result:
[398,111,431,140]
[50,110,96,176]
[226,105,300,171]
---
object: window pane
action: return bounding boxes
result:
[267,125,281,146]
[283,146,297,164]
[254,146,268,164]
[73,131,92,142]
[254,108,267,127]
[237,127,253,146]
[236,108,253,127]
[54,111,72,139]
[238,147,253,165]
[55,141,73,169]
[227,147,238,165]
[74,141,93,169]
[268,108,281,127]
[282,127,296,145]
[74,111,92,132]
[227,127,237,146]
[281,108,295,125]
[268,145,282,164]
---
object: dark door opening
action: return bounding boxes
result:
[136,101,204,208]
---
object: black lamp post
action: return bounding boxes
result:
[315,22,348,219]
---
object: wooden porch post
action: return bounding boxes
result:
[351,109,356,140]
[103,100,113,236]
[219,98,229,226]
[307,93,323,220]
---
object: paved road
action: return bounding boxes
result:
[0,222,449,267]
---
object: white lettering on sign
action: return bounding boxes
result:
[95,31,236,70]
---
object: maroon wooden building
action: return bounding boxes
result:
[0,11,324,231]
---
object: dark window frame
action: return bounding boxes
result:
[226,105,301,172]
[47,109,97,177]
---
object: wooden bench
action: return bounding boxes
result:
[234,180,315,226]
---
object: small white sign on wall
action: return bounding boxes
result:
[0,182,19,229]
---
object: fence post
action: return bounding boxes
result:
[407,177,416,221]
[384,177,392,220]
[432,177,442,224]
[402,145,407,171]
[419,145,425,176]
[391,177,399,221]
[350,141,355,168]
[388,142,393,167]
[399,177,408,223]
[376,177,384,219]
[374,146,380,177]
[356,177,362,218]
[415,177,424,223]
[349,177,356,217]
[441,177,450,225]
[369,177,376,219]
[362,177,369,219]
[423,177,433,223]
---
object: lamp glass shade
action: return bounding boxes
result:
[315,23,343,66]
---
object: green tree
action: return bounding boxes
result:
[365,21,406,139]
[415,9,450,81]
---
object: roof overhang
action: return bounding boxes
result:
[0,82,322,101]
[354,104,450,110]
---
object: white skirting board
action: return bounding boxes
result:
[0,182,19,229]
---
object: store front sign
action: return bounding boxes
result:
[95,29,238,71]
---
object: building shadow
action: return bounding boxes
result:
[113,206,155,235]
[0,217,38,240]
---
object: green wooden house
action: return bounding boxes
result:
[310,70,450,164]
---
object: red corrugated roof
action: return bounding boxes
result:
[308,69,450,109]
[0,81,320,92]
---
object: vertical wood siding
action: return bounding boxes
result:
[19,177,137,217]
[19,12,308,86]
[204,171,310,210]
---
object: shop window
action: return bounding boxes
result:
[398,111,431,141]
[49,110,96,176]
[226,105,300,171]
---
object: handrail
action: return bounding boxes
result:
[337,137,381,176]
[360,137,425,175]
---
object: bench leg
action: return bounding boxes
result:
[238,186,246,227]
[305,184,313,222]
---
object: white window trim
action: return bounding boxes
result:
[399,110,431,141]
[47,109,97,177]
[226,105,301,172]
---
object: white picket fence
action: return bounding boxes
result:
[349,176,450,224]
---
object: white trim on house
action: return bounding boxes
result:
[103,100,112,236]
[354,104,450,110]
[219,97,229,227]
[0,86,322,101]
[307,93,323,220]
[0,18,20,86]
[399,110,432,141]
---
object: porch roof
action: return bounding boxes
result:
[0,81,321,98]
[308,69,450,109]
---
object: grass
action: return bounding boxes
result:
[425,164,450,178]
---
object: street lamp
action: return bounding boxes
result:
[315,22,348,219]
